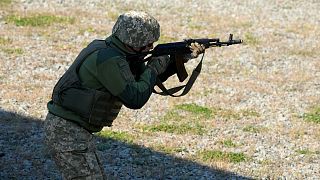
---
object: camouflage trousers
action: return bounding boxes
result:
[44,113,106,180]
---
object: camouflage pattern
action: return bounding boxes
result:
[44,113,106,179]
[112,11,160,48]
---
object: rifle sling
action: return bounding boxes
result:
[153,53,204,97]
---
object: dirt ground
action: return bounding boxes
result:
[0,0,319,179]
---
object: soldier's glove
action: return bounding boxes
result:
[147,55,171,75]
[184,42,206,62]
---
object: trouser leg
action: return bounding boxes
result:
[44,113,106,180]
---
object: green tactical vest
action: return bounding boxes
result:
[51,40,122,127]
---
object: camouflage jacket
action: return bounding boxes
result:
[48,35,176,132]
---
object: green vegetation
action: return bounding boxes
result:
[198,150,247,163]
[296,149,320,155]
[143,122,206,135]
[140,103,211,135]
[220,139,237,148]
[96,129,134,143]
[162,111,181,121]
[175,103,213,118]
[213,108,260,120]
[6,14,75,27]
[0,37,12,45]
[243,125,262,133]
[296,149,311,155]
[140,104,260,135]
[240,109,260,117]
[0,0,11,6]
[153,145,186,154]
[303,106,320,124]
[96,129,136,151]
[2,48,23,55]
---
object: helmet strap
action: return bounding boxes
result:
[126,44,145,54]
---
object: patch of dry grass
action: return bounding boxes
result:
[0,37,12,45]
[1,48,23,55]
[5,14,75,27]
[0,0,11,6]
[0,83,47,102]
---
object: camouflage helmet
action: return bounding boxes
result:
[112,11,160,48]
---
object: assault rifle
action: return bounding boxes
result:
[128,34,243,97]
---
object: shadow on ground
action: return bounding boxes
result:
[0,108,253,179]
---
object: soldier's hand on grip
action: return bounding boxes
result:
[190,42,205,58]
[183,42,206,62]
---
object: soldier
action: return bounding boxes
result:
[44,11,205,179]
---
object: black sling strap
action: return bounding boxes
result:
[153,53,204,97]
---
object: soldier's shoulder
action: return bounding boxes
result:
[96,47,125,65]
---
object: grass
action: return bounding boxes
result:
[0,37,12,45]
[214,108,242,120]
[96,129,134,143]
[140,104,260,135]
[219,139,237,148]
[243,125,262,133]
[244,32,260,46]
[0,1,319,176]
[240,109,260,117]
[153,145,186,154]
[213,108,260,120]
[1,48,23,55]
[303,106,320,124]
[5,14,75,27]
[175,103,213,118]
[0,0,11,6]
[296,149,320,155]
[197,150,247,163]
[140,103,210,135]
[143,122,206,135]
[95,129,136,151]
